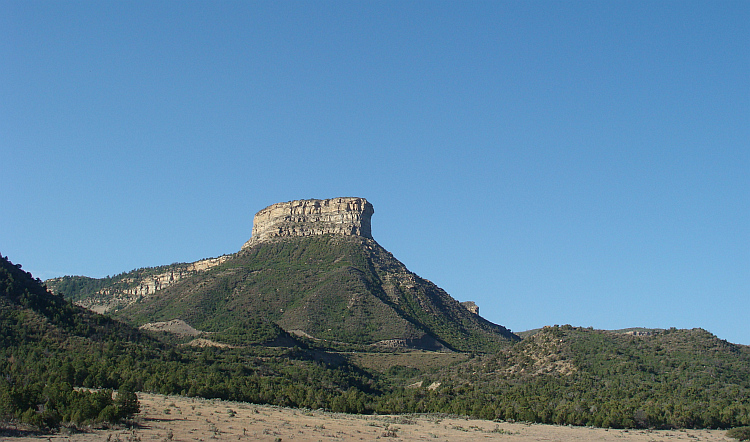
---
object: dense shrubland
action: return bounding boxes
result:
[59,235,516,352]
[3,253,750,432]
[372,325,750,429]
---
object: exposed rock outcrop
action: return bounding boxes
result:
[242,197,374,249]
[47,255,230,314]
[139,319,203,336]
[461,301,479,315]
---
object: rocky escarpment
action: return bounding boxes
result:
[461,301,479,315]
[46,255,230,314]
[242,197,373,249]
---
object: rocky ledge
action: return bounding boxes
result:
[242,197,374,249]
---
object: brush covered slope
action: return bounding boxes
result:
[0,253,381,429]
[51,197,517,352]
[9,246,750,431]
[115,234,517,352]
[385,324,750,429]
[0,253,150,428]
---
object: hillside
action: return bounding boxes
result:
[112,234,515,352]
[0,253,151,429]
[45,255,230,313]
[380,325,750,429]
[0,253,379,429]
[49,197,518,352]
[7,246,750,431]
[30,196,750,430]
[0,254,152,349]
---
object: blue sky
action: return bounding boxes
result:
[2,1,748,344]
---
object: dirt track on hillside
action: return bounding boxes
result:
[9,392,733,441]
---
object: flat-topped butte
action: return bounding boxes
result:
[242,197,374,249]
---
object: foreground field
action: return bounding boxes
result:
[9,392,735,442]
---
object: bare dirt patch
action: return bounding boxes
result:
[185,338,231,348]
[8,392,733,442]
[139,319,203,336]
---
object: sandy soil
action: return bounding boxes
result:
[7,392,733,442]
[139,320,202,336]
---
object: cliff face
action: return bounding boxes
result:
[46,256,231,314]
[461,301,480,315]
[242,197,374,249]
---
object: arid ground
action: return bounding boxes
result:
[7,392,733,441]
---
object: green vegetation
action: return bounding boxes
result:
[110,235,515,352]
[46,262,192,303]
[211,317,291,346]
[0,254,145,429]
[0,253,378,430]
[378,325,750,429]
[7,247,750,432]
[727,426,750,441]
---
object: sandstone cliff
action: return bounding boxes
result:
[461,301,479,315]
[242,197,374,249]
[46,255,230,314]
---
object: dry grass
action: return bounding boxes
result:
[8,392,733,442]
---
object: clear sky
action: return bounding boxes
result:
[2,1,748,345]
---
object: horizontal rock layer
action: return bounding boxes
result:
[243,197,374,248]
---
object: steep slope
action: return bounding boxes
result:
[116,234,516,352]
[51,197,518,352]
[0,254,148,347]
[0,253,156,428]
[0,253,380,425]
